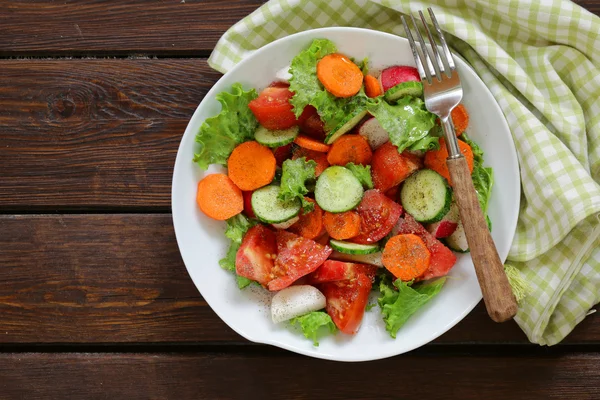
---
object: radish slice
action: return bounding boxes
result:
[426,202,460,238]
[358,117,389,150]
[271,216,300,230]
[271,285,326,323]
[380,66,420,92]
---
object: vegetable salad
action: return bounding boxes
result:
[193,39,493,345]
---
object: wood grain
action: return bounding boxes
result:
[0,352,599,399]
[0,214,598,344]
[0,0,265,56]
[0,59,221,210]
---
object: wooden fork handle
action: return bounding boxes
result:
[447,156,518,322]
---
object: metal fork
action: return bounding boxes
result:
[402,9,517,323]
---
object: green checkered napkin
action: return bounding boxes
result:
[208,0,600,345]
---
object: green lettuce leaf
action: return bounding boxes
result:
[219,214,258,289]
[345,162,374,189]
[367,96,436,153]
[289,39,337,118]
[290,311,337,346]
[461,134,494,226]
[279,157,317,211]
[378,275,446,338]
[193,83,258,169]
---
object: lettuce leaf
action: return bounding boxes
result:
[290,311,337,346]
[461,134,494,228]
[378,275,446,338]
[289,39,337,118]
[345,163,374,189]
[367,96,436,153]
[219,214,258,289]
[193,83,258,169]
[279,157,317,211]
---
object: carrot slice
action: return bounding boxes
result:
[451,104,469,136]
[423,138,474,185]
[196,174,243,221]
[364,74,383,98]
[382,234,431,281]
[323,211,362,240]
[294,134,331,153]
[326,134,373,166]
[227,141,276,191]
[293,147,330,177]
[288,199,325,240]
[317,53,363,98]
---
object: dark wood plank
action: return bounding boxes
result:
[0,1,598,56]
[0,0,265,56]
[0,214,598,344]
[0,59,221,210]
[0,352,599,399]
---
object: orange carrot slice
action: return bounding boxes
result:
[364,74,383,98]
[294,134,331,153]
[196,174,243,221]
[451,104,469,136]
[326,134,373,166]
[424,138,474,185]
[323,211,362,240]
[227,141,276,191]
[288,199,325,240]
[382,234,431,281]
[317,53,363,98]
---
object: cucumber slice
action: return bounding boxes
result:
[330,251,383,267]
[330,240,379,255]
[271,216,299,230]
[384,81,423,102]
[254,126,299,148]
[400,169,451,223]
[315,166,364,213]
[251,185,301,224]
[325,109,368,145]
[445,220,469,253]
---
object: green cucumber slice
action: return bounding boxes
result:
[254,126,299,148]
[324,109,368,145]
[315,166,364,213]
[400,169,452,224]
[330,240,379,255]
[251,185,301,224]
[384,81,424,102]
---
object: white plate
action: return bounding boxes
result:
[172,27,520,362]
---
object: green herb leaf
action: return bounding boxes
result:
[461,134,494,223]
[219,214,258,288]
[290,311,337,346]
[279,157,317,211]
[345,163,374,189]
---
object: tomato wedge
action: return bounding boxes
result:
[309,260,378,285]
[371,142,423,193]
[273,143,293,167]
[267,231,332,291]
[235,225,277,286]
[351,190,403,244]
[242,191,255,218]
[394,213,457,280]
[248,86,297,130]
[320,273,372,334]
[298,105,326,140]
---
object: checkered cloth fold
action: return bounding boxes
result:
[208,0,600,345]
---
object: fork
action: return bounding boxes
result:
[402,9,518,323]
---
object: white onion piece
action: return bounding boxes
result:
[271,285,326,324]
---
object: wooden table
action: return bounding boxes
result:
[1,1,598,398]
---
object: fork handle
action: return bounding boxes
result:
[447,156,518,322]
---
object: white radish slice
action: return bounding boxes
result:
[271,285,326,323]
[271,216,300,230]
[426,202,460,238]
[358,117,389,150]
[330,251,384,268]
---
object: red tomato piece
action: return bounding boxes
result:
[267,231,332,291]
[298,106,326,140]
[235,225,277,286]
[309,260,378,284]
[371,142,423,193]
[242,191,255,218]
[272,143,293,167]
[394,213,457,280]
[269,81,290,88]
[248,87,297,130]
[384,186,399,201]
[351,190,403,245]
[320,273,372,334]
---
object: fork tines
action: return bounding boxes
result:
[401,8,456,84]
